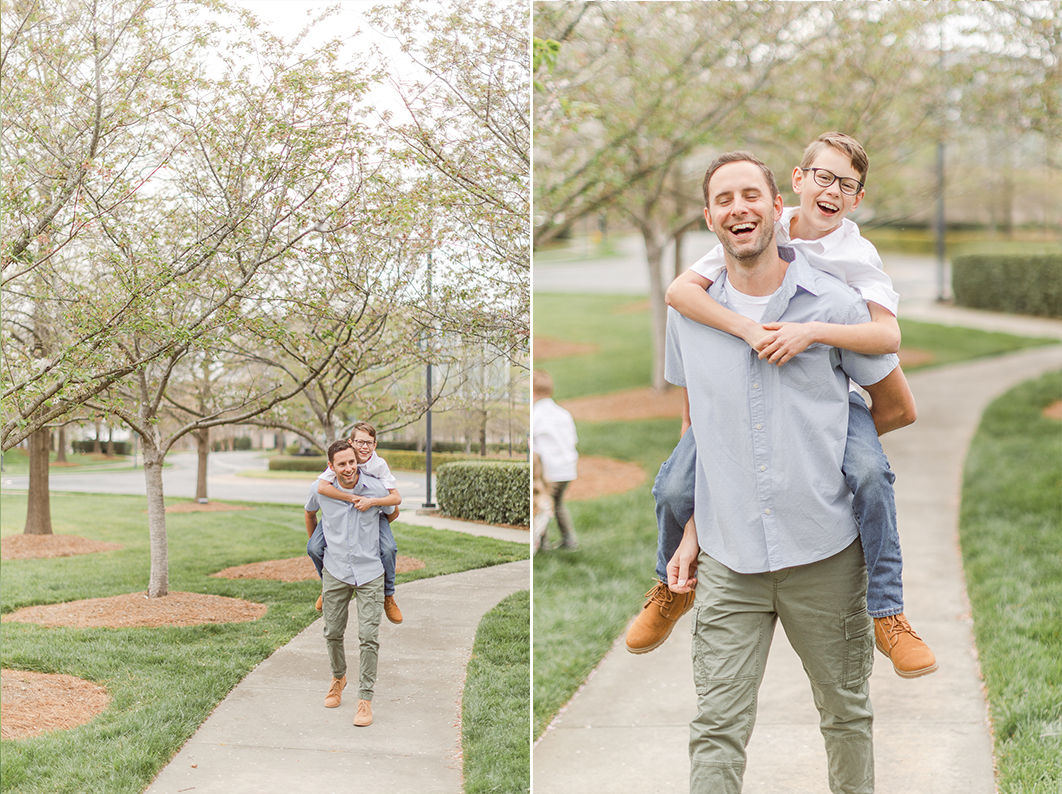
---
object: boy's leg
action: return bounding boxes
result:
[321,569,353,707]
[378,515,403,624]
[352,574,385,725]
[307,521,326,611]
[845,392,936,677]
[307,522,326,578]
[625,429,697,654]
[551,480,578,549]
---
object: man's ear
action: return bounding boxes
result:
[703,206,713,232]
[791,166,804,195]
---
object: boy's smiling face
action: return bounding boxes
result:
[791,145,865,240]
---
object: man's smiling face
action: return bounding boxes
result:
[329,446,359,488]
[791,145,865,239]
[704,160,783,263]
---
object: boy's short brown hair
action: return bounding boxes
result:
[800,132,869,184]
[533,370,554,399]
[349,421,377,441]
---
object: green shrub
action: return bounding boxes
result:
[437,461,530,526]
[269,455,328,472]
[71,440,131,455]
[267,451,503,473]
[952,253,1062,317]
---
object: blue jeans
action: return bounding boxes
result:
[307,515,398,597]
[652,391,903,617]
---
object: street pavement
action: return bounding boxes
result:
[0,449,439,509]
[532,233,1062,792]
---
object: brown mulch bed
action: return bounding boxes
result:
[562,387,685,423]
[212,554,427,582]
[1,669,111,741]
[534,336,598,360]
[1,592,268,629]
[1,534,123,561]
[567,456,647,501]
[165,501,252,513]
[1044,400,1062,421]
[898,348,935,368]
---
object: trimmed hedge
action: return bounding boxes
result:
[437,460,530,527]
[952,253,1062,318]
[71,440,131,455]
[267,451,517,473]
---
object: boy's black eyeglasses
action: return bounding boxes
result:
[802,168,864,196]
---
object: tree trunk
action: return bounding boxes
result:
[107,424,115,457]
[24,428,53,535]
[93,420,102,454]
[194,429,209,502]
[142,437,169,598]
[55,426,67,463]
[643,230,669,392]
[479,409,488,457]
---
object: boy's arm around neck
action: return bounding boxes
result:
[758,300,901,365]
[665,268,772,350]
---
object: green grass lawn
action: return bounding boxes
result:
[0,493,527,794]
[463,589,530,794]
[958,370,1062,793]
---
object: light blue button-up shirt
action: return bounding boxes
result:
[305,475,394,586]
[665,248,898,574]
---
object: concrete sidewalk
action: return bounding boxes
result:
[533,341,1062,793]
[145,515,529,794]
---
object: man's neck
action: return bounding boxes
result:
[724,244,789,296]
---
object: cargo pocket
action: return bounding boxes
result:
[690,606,710,696]
[843,607,873,687]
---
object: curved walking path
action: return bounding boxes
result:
[533,338,1062,793]
[145,516,529,794]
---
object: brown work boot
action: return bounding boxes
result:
[874,613,938,678]
[324,675,346,708]
[315,594,323,611]
[353,699,373,727]
[384,595,403,624]
[625,581,696,654]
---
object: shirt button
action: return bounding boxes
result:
[752,382,760,389]
[759,465,767,472]
[764,508,771,515]
[755,423,763,430]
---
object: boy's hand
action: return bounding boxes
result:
[351,496,374,511]
[757,321,820,365]
[667,531,700,593]
[742,324,775,353]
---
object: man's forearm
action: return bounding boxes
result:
[304,511,318,538]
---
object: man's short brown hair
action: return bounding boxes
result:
[328,439,354,463]
[800,132,869,184]
[702,151,780,206]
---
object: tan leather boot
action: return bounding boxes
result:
[324,675,346,708]
[384,595,403,624]
[353,699,373,727]
[874,613,938,678]
[625,581,696,654]
[315,594,323,611]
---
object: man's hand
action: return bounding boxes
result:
[667,520,701,593]
[756,321,819,365]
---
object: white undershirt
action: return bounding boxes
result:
[723,279,775,323]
